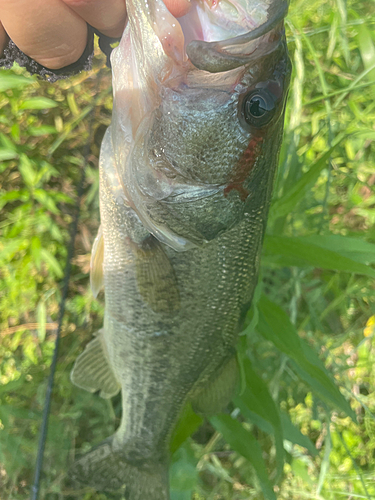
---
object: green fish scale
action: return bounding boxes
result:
[98,126,281,463]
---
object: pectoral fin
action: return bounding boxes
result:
[191,356,239,416]
[71,329,120,399]
[90,226,104,298]
[135,236,180,314]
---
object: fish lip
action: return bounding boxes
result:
[186,0,289,73]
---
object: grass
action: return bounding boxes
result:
[0,0,375,498]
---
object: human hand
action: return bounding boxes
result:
[0,0,191,70]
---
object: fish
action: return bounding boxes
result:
[69,0,291,498]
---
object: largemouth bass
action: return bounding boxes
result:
[70,0,291,498]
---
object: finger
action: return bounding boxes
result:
[61,0,127,38]
[0,22,8,55]
[0,0,88,69]
[163,0,191,18]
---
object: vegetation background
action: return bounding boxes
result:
[1,0,375,498]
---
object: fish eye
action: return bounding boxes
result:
[241,89,277,128]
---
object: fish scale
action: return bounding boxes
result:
[69,0,291,498]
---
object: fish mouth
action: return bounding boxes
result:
[187,1,288,72]
[161,0,289,73]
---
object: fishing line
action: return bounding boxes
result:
[30,71,104,500]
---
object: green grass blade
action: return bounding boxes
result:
[234,358,284,478]
[263,235,375,277]
[0,72,34,91]
[257,295,355,420]
[210,414,276,500]
[269,133,347,219]
[170,404,203,454]
[19,97,58,110]
[316,421,331,495]
[280,412,317,456]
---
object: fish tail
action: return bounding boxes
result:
[69,436,169,500]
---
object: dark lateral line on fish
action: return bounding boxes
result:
[224,135,264,201]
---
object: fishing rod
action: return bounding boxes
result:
[30,73,103,500]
